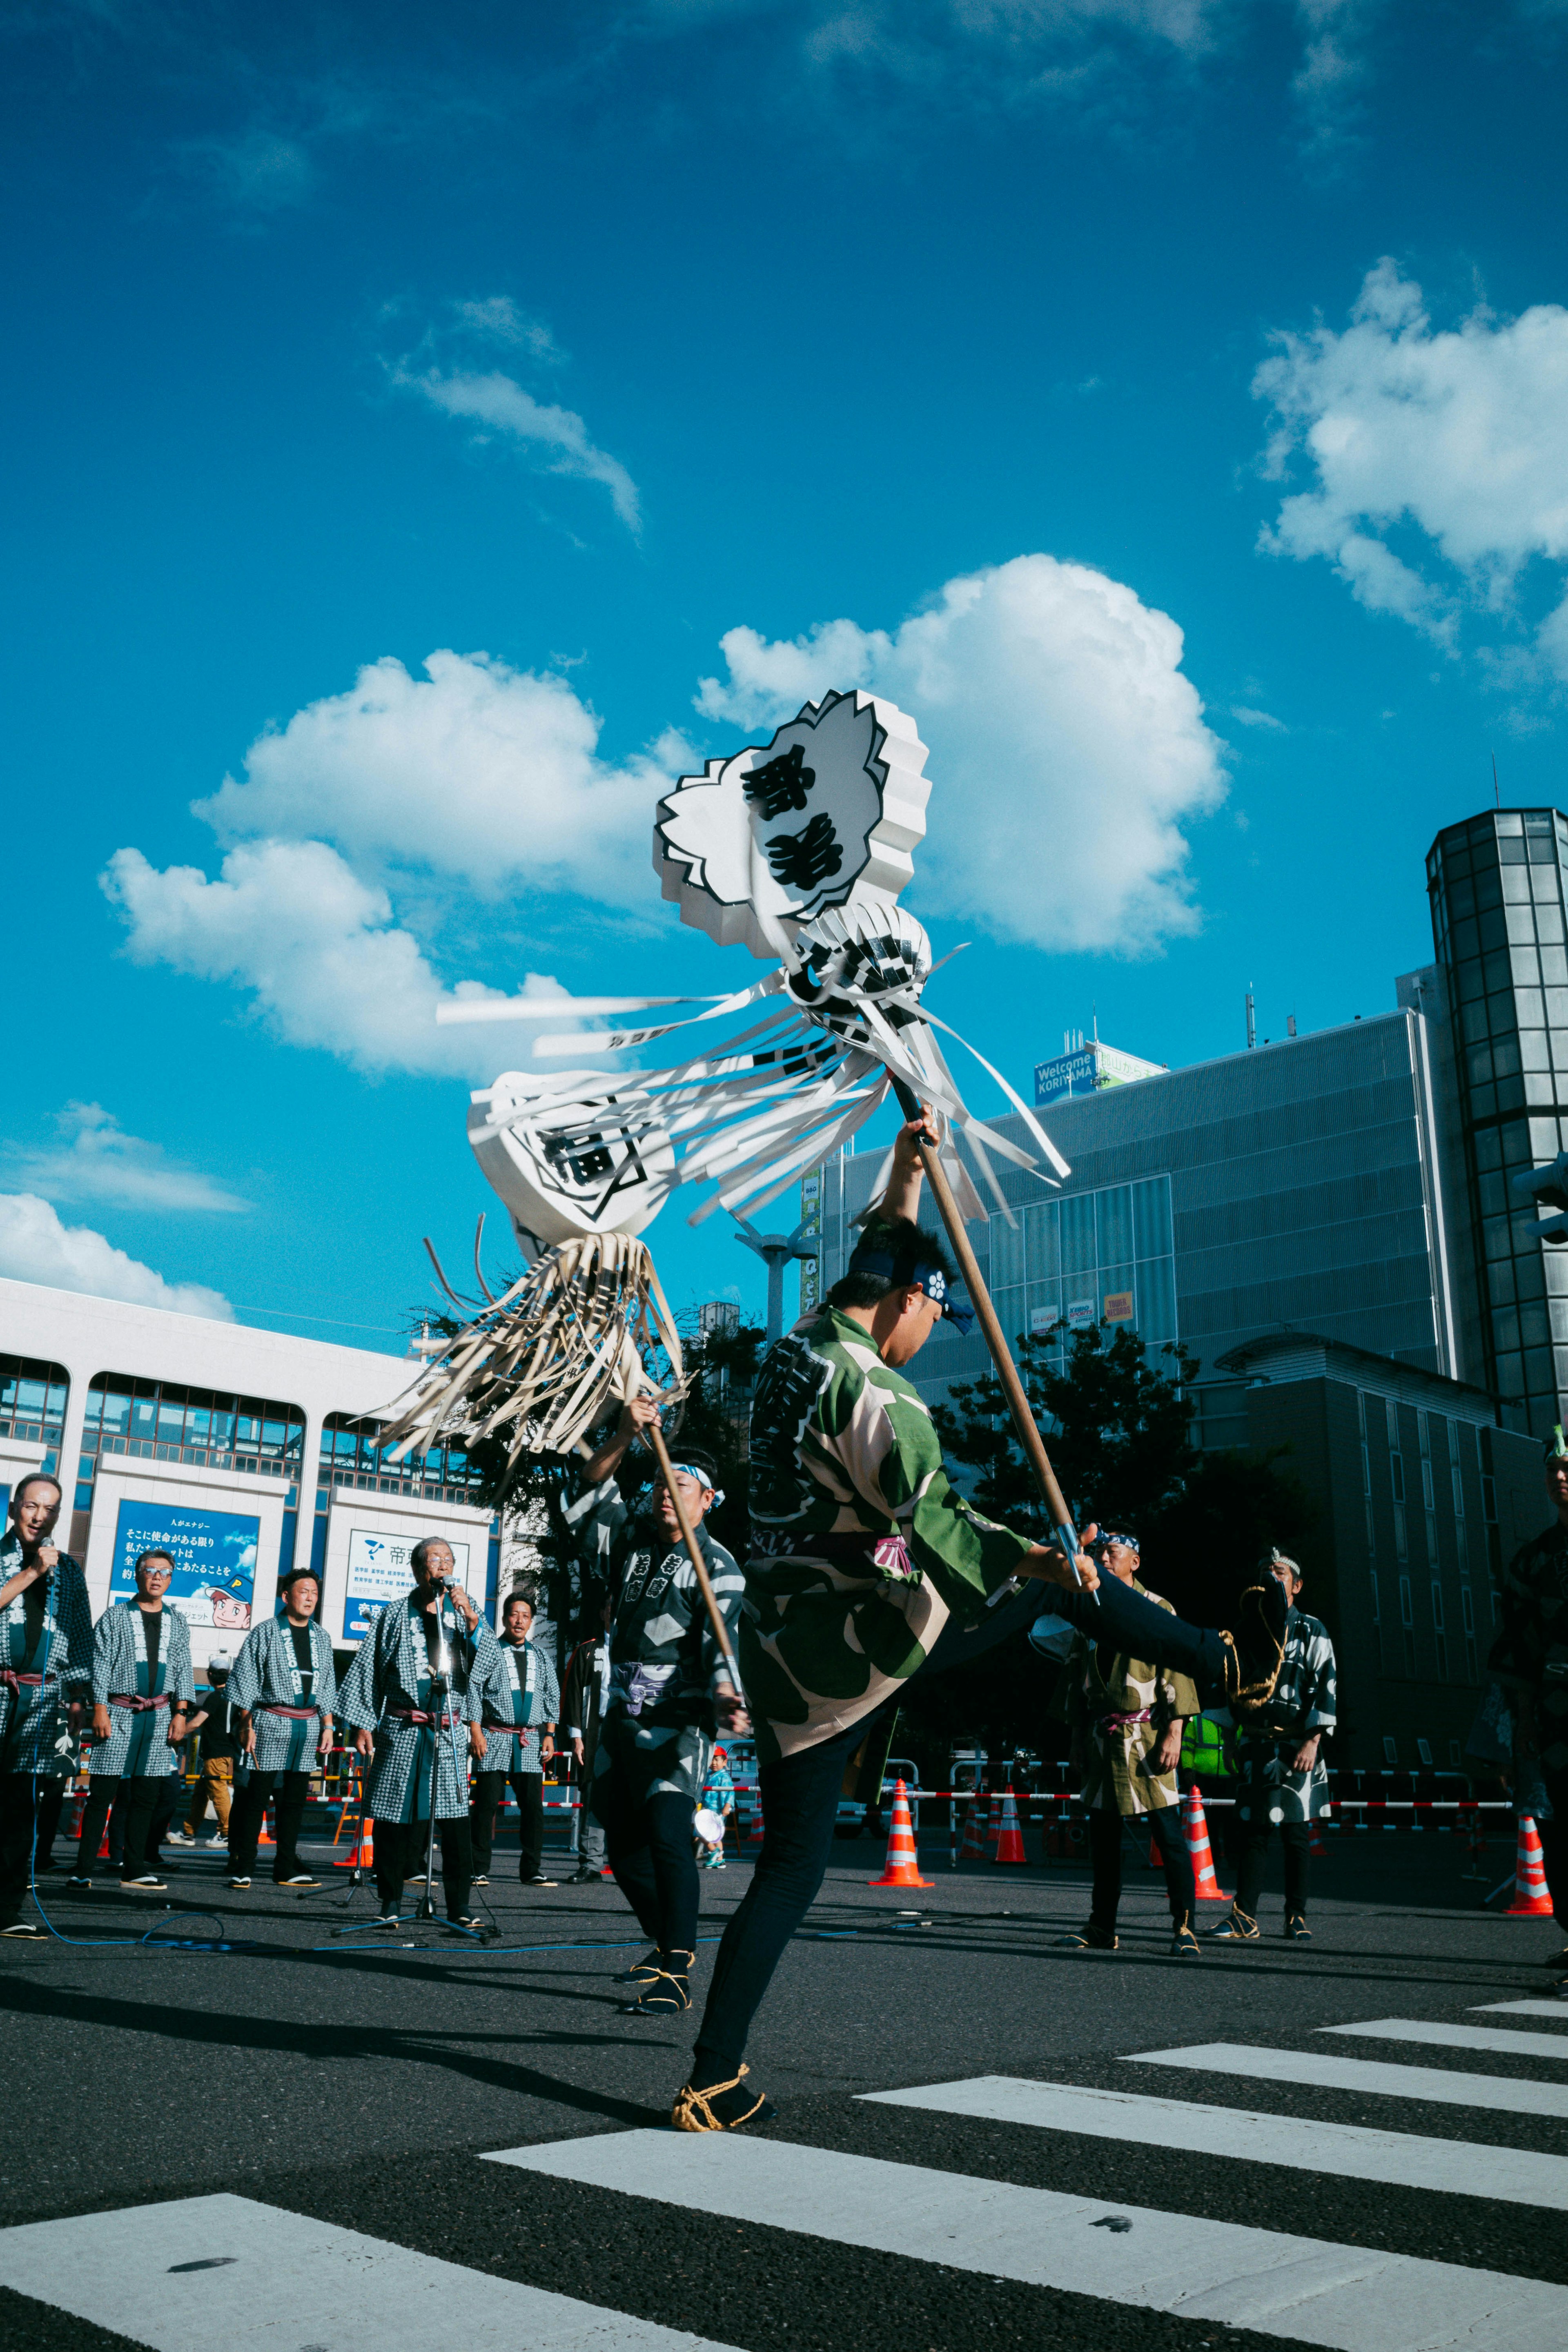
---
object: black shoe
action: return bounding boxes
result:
[613,1947,663,1984]
[673,2063,777,2132]
[1284,1914,1312,1940]
[523,1873,558,1887]
[470,1874,489,1886]
[0,1918,44,1937]
[1221,1580,1288,1706]
[1056,1923,1117,1950]
[568,1868,600,1884]
[67,1875,92,1891]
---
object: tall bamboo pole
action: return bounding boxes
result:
[643,1416,745,1686]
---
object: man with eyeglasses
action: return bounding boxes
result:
[73,1548,194,1894]
[0,1474,94,1936]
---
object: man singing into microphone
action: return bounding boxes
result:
[336,1538,489,1931]
[0,1474,94,1937]
[224,1565,338,1892]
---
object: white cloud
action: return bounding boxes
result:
[1229,704,1287,731]
[0,1194,234,1320]
[1290,0,1377,151]
[195,651,675,903]
[8,1105,249,1214]
[695,552,1225,953]
[178,127,316,212]
[1254,260,1568,674]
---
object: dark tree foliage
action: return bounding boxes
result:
[915,1317,1321,1753]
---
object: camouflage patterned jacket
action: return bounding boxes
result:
[1049,1580,1198,1816]
[742,1307,1034,1764]
[1490,1518,1568,1780]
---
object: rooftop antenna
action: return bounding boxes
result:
[1493,751,1500,811]
[1245,985,1256,1051]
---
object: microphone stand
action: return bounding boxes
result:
[415,1584,450,1926]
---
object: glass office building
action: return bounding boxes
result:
[1426,806,1568,1439]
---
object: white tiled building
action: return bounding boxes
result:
[0,1278,513,1672]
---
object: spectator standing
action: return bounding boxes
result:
[471,1590,560,1887]
[1213,1548,1337,1943]
[1050,1530,1202,1958]
[562,1595,613,1883]
[698,1747,735,1869]
[1489,1425,1568,1985]
[0,1474,94,1937]
[167,1650,238,1846]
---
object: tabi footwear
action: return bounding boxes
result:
[1209,1906,1261,1942]
[0,1919,44,1937]
[1284,1914,1313,1940]
[672,2065,777,2133]
[225,1875,252,1890]
[1170,1920,1202,1958]
[619,1950,693,2015]
[1056,1924,1118,1951]
[613,1948,662,1984]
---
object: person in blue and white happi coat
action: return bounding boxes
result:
[72,1549,194,1894]
[337,1537,491,1931]
[223,1566,338,1893]
[0,1473,94,1938]
[1211,1547,1338,1946]
[470,1587,559,1889]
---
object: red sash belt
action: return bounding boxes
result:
[0,1670,43,1693]
[481,1716,528,1734]
[109,1691,171,1713]
[388,1702,462,1728]
[261,1702,320,1720]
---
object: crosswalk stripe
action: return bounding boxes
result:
[1471,2000,1568,2021]
[1127,2042,1568,2117]
[0,2192,738,2352]
[1322,2018,1568,2062]
[483,2131,1566,2350]
[855,2074,1568,2207]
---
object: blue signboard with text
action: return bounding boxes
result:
[109,1499,260,1635]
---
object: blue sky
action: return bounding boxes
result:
[4,0,1568,1354]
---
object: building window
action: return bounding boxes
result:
[1460,1583,1479,1682]
[1370,1570,1383,1671]
[1383,1735,1399,1766]
[1390,1445,1408,1562]
[0,1356,69,1482]
[1431,1582,1448,1681]
[315,1413,492,1517]
[1398,1572,1416,1674]
[80,1375,304,1517]
[988,1170,1178,1357]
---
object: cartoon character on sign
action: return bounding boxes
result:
[208,1579,253,1630]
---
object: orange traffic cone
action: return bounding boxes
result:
[960,1791,989,1861]
[1182,1785,1229,1901]
[993,1788,1027,1865]
[335,1816,374,1871]
[1506,1815,1555,1917]
[869,1780,933,1889]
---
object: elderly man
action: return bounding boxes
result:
[572,1417,746,2020]
[470,1587,559,1888]
[1051,1528,1202,1957]
[224,1566,338,1892]
[1212,1546,1337,1944]
[672,1111,1289,2133]
[72,1549,194,1894]
[1490,1426,1568,1986]
[336,1538,490,1931]
[0,1474,94,1936]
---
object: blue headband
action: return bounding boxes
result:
[669,1461,726,1506]
[848,1244,974,1334]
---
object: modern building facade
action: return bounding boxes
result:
[1425,805,1568,1441]
[0,1279,511,1670]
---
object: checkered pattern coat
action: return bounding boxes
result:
[336,1593,481,1823]
[1234,1607,1337,1826]
[88,1602,194,1778]
[229,1614,339,1777]
[0,1532,94,1777]
[474,1636,559,1773]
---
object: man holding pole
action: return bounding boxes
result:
[571,1423,747,2018]
[672,1112,1290,2132]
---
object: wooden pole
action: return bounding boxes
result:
[888,1078,1084,1583]
[643,1416,744,1687]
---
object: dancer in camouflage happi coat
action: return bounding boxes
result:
[672,1111,1290,2134]
[73,1549,194,1892]
[568,1415,746,2018]
[336,1538,490,1929]
[224,1565,338,1892]
[470,1587,559,1887]
[0,1474,94,1936]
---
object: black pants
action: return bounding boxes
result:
[692,1575,1232,2082]
[1088,1805,1197,1933]
[596,1778,699,1961]
[0,1774,62,1923]
[374,1815,473,1919]
[1535,1773,1568,1931]
[75,1776,165,1881]
[1234,1819,1311,1918]
[471,1771,543,1878]
[229,1770,311,1879]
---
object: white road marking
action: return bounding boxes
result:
[1470,2000,1568,2022]
[483,2132,1567,2352]
[857,2074,1568,2208]
[1127,2042,1568,2118]
[1322,2018,1568,2062]
[0,2193,737,2352]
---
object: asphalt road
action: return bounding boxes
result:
[0,1823,1564,2352]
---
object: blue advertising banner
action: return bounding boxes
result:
[342,1526,470,1641]
[109,1499,261,1634]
